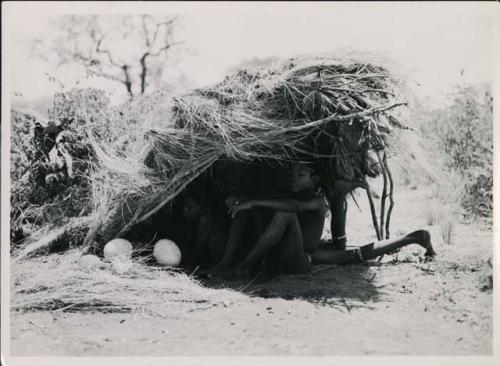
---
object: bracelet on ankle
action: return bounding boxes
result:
[332,235,346,241]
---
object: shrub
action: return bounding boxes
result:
[10,88,114,245]
[420,85,493,217]
[10,87,171,250]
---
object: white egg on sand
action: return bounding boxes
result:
[78,254,102,270]
[153,239,182,267]
[103,238,134,275]
[103,238,133,260]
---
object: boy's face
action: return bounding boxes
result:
[290,164,315,193]
[182,197,203,220]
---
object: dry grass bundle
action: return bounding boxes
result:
[12,216,94,260]
[12,249,245,314]
[153,57,408,165]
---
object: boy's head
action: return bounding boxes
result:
[290,163,319,193]
[182,196,204,220]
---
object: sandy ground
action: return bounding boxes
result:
[10,187,493,356]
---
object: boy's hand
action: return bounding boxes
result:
[228,201,253,218]
[225,196,249,208]
[225,196,238,208]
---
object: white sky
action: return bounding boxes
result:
[4,2,498,105]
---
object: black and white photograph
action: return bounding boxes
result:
[1,2,498,364]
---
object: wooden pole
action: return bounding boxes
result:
[376,150,388,239]
[383,154,395,239]
[364,178,382,241]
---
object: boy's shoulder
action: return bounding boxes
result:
[294,193,326,213]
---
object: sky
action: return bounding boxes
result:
[4,2,498,108]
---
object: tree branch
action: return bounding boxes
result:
[152,17,177,45]
[46,15,183,95]
[364,178,382,241]
[383,153,395,239]
[148,40,184,57]
[138,39,182,93]
[141,15,151,48]
[90,67,123,83]
[376,150,388,239]
[285,102,407,133]
[95,33,121,68]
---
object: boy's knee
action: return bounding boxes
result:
[233,209,251,221]
[273,211,297,222]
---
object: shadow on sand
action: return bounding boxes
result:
[198,262,387,310]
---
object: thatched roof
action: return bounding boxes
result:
[147,56,407,172]
[84,56,409,249]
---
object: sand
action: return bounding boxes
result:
[10,186,493,356]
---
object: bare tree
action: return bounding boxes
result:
[32,15,183,97]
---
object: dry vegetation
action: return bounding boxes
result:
[12,249,244,314]
[420,85,493,219]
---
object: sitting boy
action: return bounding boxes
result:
[181,195,228,266]
[211,163,436,278]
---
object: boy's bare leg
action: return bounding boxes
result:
[360,230,435,259]
[312,230,435,265]
[312,247,359,265]
[235,211,303,273]
[210,210,251,272]
[206,225,227,265]
[273,214,310,274]
[327,180,365,250]
[327,192,347,249]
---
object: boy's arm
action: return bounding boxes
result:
[252,198,324,212]
[225,193,289,209]
[229,197,324,218]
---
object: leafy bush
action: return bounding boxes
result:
[10,89,113,244]
[421,85,493,217]
[10,87,170,249]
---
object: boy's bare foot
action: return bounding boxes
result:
[229,266,251,281]
[414,230,436,257]
[209,259,232,276]
[208,267,228,278]
[207,266,250,281]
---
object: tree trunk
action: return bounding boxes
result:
[122,65,133,97]
[140,53,149,94]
